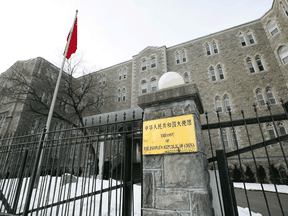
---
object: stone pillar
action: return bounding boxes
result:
[138,83,214,216]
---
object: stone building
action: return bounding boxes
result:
[0,0,287,182]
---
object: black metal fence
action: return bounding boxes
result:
[204,100,288,216]
[0,112,143,216]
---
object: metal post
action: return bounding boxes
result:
[216,150,238,216]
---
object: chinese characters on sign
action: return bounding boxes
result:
[143,114,197,155]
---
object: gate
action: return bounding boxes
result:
[0,110,143,216]
[204,101,288,216]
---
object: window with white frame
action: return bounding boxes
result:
[141,80,147,94]
[267,20,279,36]
[122,88,126,101]
[205,44,211,55]
[210,67,216,81]
[231,128,238,147]
[141,60,147,71]
[184,73,189,83]
[266,88,277,105]
[278,122,287,136]
[281,2,288,17]
[247,33,255,44]
[118,70,122,80]
[267,123,276,139]
[217,65,225,80]
[175,53,180,64]
[247,58,255,73]
[256,89,266,107]
[151,57,156,68]
[181,50,187,62]
[256,56,265,71]
[98,78,101,85]
[151,78,157,91]
[216,98,223,113]
[224,96,231,112]
[221,129,229,148]
[103,77,106,84]
[239,35,246,46]
[117,89,121,102]
[279,46,288,65]
[212,42,219,54]
[123,69,127,79]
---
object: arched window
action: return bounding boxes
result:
[256,56,265,71]
[123,68,127,79]
[184,73,189,83]
[239,34,246,46]
[210,67,216,81]
[151,78,157,91]
[281,2,288,17]
[205,44,211,55]
[103,76,106,84]
[181,50,187,62]
[122,88,126,101]
[256,89,266,107]
[212,42,219,54]
[175,53,180,64]
[98,78,101,85]
[216,98,223,112]
[151,57,156,68]
[247,32,255,44]
[217,65,225,80]
[141,80,147,94]
[266,88,276,105]
[117,89,121,102]
[231,128,238,147]
[267,20,279,36]
[267,123,276,139]
[224,96,231,112]
[279,46,288,65]
[221,129,229,148]
[278,122,287,136]
[247,58,255,73]
[118,70,122,80]
[141,60,147,71]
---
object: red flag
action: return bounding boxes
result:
[65,17,77,59]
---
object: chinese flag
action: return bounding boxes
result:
[65,17,77,59]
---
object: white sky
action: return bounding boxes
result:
[1,0,273,75]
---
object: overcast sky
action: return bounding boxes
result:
[1,0,273,75]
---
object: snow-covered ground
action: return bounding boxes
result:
[2,176,286,215]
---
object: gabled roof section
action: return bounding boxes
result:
[133,46,159,57]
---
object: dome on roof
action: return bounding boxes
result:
[158,72,184,90]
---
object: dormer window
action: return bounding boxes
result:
[267,20,279,36]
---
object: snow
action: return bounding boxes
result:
[234,182,288,194]
[237,206,262,216]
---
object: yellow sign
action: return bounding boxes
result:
[143,114,197,155]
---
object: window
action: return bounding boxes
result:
[151,57,156,68]
[221,129,229,148]
[224,97,231,112]
[117,89,121,102]
[103,77,106,85]
[247,58,255,73]
[151,78,157,91]
[267,123,276,139]
[181,50,187,62]
[175,53,180,64]
[205,44,211,55]
[212,42,219,54]
[141,60,147,71]
[210,67,216,81]
[267,88,277,105]
[247,33,255,44]
[123,69,127,79]
[281,3,288,17]
[216,98,223,113]
[122,88,126,101]
[267,20,279,36]
[141,80,147,94]
[98,78,101,85]
[256,56,265,71]
[231,128,238,147]
[119,70,122,80]
[239,35,246,46]
[278,122,287,136]
[184,73,189,83]
[217,66,225,80]
[256,89,266,107]
[279,46,288,65]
